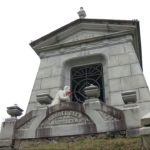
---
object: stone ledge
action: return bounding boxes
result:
[0,139,12,147]
[0,148,12,150]
[14,132,127,150]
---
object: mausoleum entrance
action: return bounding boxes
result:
[1,17,150,150]
[71,63,104,103]
[63,54,107,104]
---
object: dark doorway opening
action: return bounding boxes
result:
[71,63,104,103]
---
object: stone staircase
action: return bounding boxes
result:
[98,111,117,121]
[98,101,124,120]
[99,101,126,130]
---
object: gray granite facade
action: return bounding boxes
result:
[0,18,150,149]
[27,19,150,117]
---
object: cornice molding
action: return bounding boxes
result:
[39,33,133,58]
[35,30,133,54]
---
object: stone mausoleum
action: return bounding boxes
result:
[1,8,150,150]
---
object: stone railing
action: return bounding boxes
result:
[98,101,126,131]
[15,110,37,129]
[99,101,124,120]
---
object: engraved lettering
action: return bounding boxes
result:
[39,110,92,128]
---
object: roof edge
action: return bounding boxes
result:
[29,18,142,69]
[30,18,140,48]
[34,30,133,55]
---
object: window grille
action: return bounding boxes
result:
[71,63,104,103]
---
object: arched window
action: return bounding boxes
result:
[71,63,104,103]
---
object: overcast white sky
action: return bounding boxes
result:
[0,0,150,125]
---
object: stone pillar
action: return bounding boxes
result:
[0,117,17,150]
[121,104,141,137]
[140,113,150,150]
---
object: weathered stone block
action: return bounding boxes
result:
[108,44,125,56]
[138,102,150,118]
[128,52,139,63]
[0,118,17,140]
[121,75,147,91]
[51,66,63,77]
[104,86,109,102]
[126,128,140,137]
[39,58,48,69]
[142,134,150,150]
[118,54,130,65]
[141,113,150,127]
[140,114,150,150]
[121,105,141,129]
[108,65,131,79]
[33,79,41,90]
[123,42,134,53]
[41,77,61,89]
[26,102,40,113]
[47,57,60,67]
[0,118,17,149]
[39,57,60,69]
[108,55,119,67]
[109,79,122,92]
[139,88,150,101]
[110,92,124,106]
[0,140,12,147]
[131,63,142,75]
[36,67,52,79]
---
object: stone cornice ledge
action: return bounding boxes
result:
[34,30,134,55]
[39,36,133,58]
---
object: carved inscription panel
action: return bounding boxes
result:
[39,110,93,128]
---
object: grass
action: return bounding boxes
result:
[21,137,144,150]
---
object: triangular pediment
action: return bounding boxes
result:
[59,30,114,44]
[30,19,142,67]
[34,28,116,49]
[31,19,139,49]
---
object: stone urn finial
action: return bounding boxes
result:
[84,84,100,99]
[7,104,23,118]
[78,7,86,19]
[36,93,53,105]
[121,91,137,104]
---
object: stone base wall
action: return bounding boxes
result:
[14,132,126,150]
